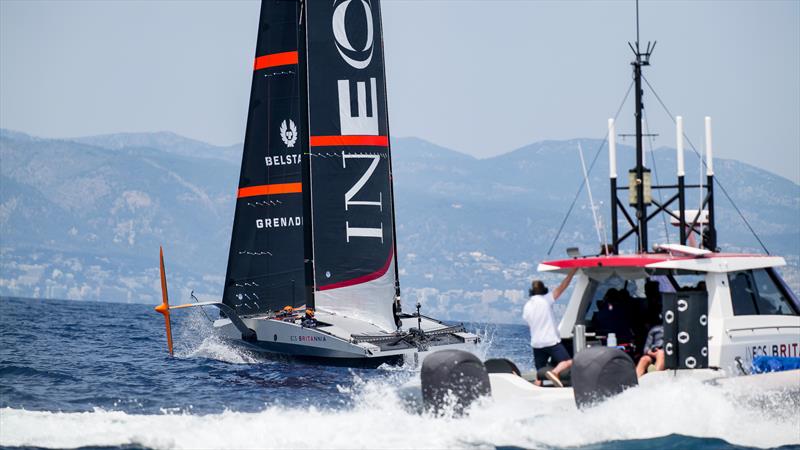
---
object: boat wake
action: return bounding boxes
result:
[171,310,261,365]
[179,336,261,365]
[2,373,797,449]
[469,323,498,362]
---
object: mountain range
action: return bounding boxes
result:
[1,129,798,323]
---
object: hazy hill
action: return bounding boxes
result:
[71,131,241,164]
[1,129,797,323]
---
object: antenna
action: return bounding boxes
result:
[630,0,655,253]
[607,3,718,254]
[635,0,640,53]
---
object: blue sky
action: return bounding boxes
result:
[1,0,798,182]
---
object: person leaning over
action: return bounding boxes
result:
[522,268,578,387]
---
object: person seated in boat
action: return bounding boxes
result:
[301,308,318,328]
[637,280,663,350]
[276,305,295,321]
[593,289,635,345]
[522,268,578,388]
[636,323,665,377]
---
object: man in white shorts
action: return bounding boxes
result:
[523,268,578,387]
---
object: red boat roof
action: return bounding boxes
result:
[541,254,688,269]
[539,252,780,272]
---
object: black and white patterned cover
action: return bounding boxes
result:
[662,291,709,369]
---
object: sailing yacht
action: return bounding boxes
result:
[155,0,478,366]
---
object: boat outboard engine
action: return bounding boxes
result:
[483,358,521,376]
[421,349,491,415]
[571,346,637,409]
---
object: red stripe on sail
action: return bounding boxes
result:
[309,135,389,147]
[253,51,298,70]
[237,182,302,198]
[317,249,393,291]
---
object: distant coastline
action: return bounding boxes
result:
[2,129,798,323]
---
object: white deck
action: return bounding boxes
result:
[313,309,455,341]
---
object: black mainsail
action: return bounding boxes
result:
[223,0,399,331]
[222,1,309,316]
[305,0,398,331]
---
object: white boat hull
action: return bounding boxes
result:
[213,310,479,366]
[400,368,800,410]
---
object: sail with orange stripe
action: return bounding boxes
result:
[223,0,400,330]
[305,0,399,331]
[221,2,311,315]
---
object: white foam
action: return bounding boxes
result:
[172,309,259,365]
[2,375,798,449]
[178,336,260,365]
[470,324,497,362]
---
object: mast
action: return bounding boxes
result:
[630,0,651,253]
[607,0,717,255]
[609,0,654,255]
[376,4,402,300]
[299,0,316,309]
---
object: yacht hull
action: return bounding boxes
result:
[212,311,480,366]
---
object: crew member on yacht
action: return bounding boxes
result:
[523,268,578,387]
[636,324,665,377]
[277,305,295,321]
[301,308,318,328]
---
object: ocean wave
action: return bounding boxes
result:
[1,376,798,449]
[0,365,79,383]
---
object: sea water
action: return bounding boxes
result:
[1,296,798,449]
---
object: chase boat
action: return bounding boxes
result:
[154,0,478,366]
[403,244,800,412]
[402,8,800,410]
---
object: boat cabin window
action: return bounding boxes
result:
[579,272,711,355]
[670,274,705,291]
[582,274,701,323]
[728,269,798,316]
[582,276,642,323]
[580,276,658,349]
